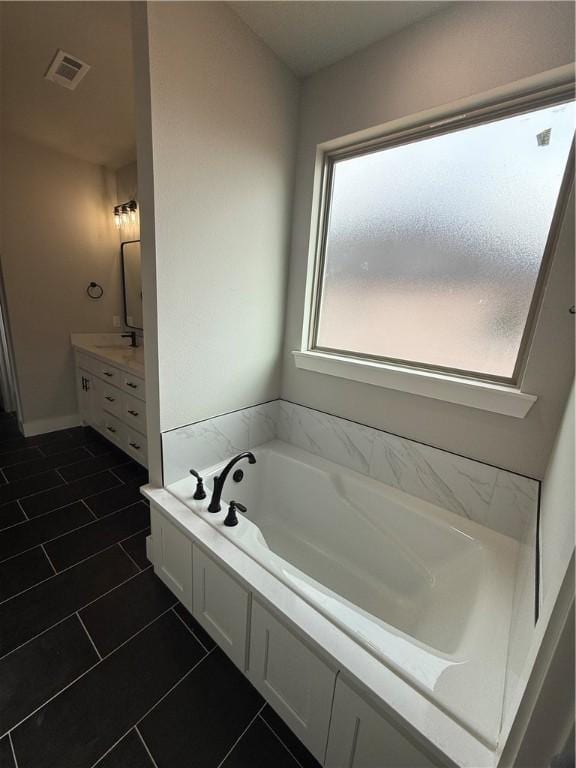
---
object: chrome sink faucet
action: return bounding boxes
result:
[207,452,256,513]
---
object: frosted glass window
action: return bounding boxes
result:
[314,101,575,381]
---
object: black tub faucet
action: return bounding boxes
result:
[189,469,206,500]
[207,452,256,513]
[224,501,246,527]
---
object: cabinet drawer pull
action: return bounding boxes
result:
[127,409,139,417]
[106,426,117,434]
[105,396,115,402]
[126,381,138,389]
[103,371,114,378]
[129,441,141,450]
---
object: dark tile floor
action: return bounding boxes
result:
[0,412,319,768]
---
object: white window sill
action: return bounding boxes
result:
[292,350,537,418]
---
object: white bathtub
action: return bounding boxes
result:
[167,439,519,749]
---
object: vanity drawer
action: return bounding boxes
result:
[122,393,147,433]
[125,426,147,465]
[96,361,120,385]
[121,372,145,401]
[101,385,122,418]
[101,414,125,447]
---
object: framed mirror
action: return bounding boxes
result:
[121,240,143,330]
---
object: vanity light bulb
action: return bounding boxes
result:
[122,209,130,226]
[129,209,137,224]
[114,212,121,229]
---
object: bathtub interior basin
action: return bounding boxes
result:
[167,439,519,749]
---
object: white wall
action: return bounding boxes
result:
[0,132,124,432]
[116,161,137,204]
[132,2,299,481]
[540,381,575,611]
[500,381,574,762]
[281,1,575,479]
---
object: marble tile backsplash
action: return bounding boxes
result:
[162,401,279,486]
[162,399,539,541]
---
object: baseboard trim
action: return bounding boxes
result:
[21,413,82,437]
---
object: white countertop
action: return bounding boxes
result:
[71,333,145,377]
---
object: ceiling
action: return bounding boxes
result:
[229,1,449,77]
[1,2,135,169]
[0,2,448,169]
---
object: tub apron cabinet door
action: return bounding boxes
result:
[325,678,440,768]
[248,600,336,764]
[150,506,193,611]
[192,545,250,671]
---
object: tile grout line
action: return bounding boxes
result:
[0,474,67,504]
[55,469,68,486]
[0,533,152,609]
[110,465,145,485]
[1,531,152,610]
[16,500,28,521]
[216,703,266,768]
[100,604,177,659]
[2,656,100,741]
[0,488,145,534]
[119,542,143,572]
[135,726,160,768]
[3,603,184,742]
[0,562,154,664]
[59,460,133,487]
[170,605,209,653]
[90,648,214,768]
[48,520,152,575]
[3,446,100,484]
[258,714,309,768]
[80,498,99,522]
[76,611,102,661]
[0,504,150,570]
[134,647,214,724]
[8,731,19,768]
[40,544,57,575]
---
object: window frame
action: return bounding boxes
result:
[306,86,575,387]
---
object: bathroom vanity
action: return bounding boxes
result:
[72,333,147,466]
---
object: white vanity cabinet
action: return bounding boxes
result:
[248,599,337,764]
[73,346,147,466]
[150,505,193,610]
[325,679,440,768]
[192,545,250,671]
[76,366,102,429]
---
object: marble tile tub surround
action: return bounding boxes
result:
[162,400,539,541]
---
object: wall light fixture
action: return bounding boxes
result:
[114,199,138,229]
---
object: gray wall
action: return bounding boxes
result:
[281,1,575,478]
[133,2,299,484]
[0,131,124,433]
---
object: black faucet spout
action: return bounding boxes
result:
[122,331,138,348]
[207,451,256,513]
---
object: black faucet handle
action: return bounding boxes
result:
[224,500,246,527]
[189,469,207,500]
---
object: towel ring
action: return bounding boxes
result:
[86,282,104,300]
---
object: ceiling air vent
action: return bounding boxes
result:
[44,49,90,91]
